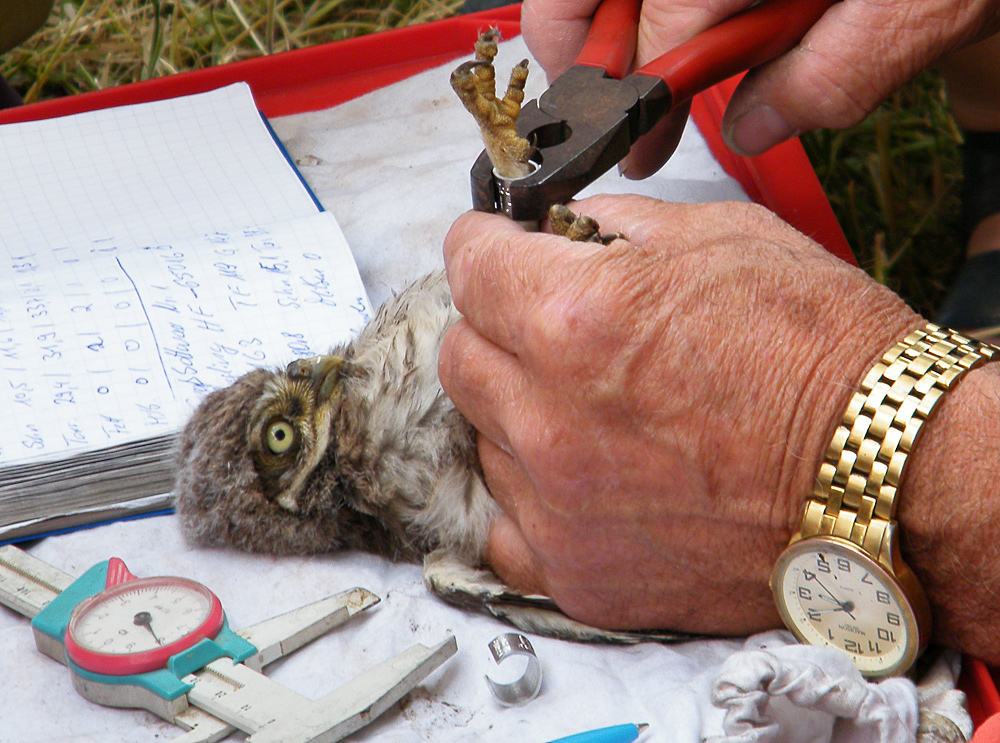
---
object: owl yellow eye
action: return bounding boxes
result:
[265,420,297,455]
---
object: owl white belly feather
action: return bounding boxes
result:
[337,269,498,561]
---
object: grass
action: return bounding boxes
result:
[0,1,964,319]
[800,71,964,319]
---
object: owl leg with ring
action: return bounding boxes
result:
[450,29,535,180]
[447,39,665,640]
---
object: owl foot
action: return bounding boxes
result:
[423,550,693,644]
[548,204,626,245]
[451,29,535,179]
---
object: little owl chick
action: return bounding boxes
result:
[175,270,494,565]
[174,220,683,644]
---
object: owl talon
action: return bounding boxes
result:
[285,354,344,401]
[548,204,625,245]
[451,59,491,76]
[452,29,534,179]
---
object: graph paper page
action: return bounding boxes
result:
[0,83,321,262]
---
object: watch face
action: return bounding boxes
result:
[65,575,224,676]
[771,537,920,677]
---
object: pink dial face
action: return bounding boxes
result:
[65,575,224,675]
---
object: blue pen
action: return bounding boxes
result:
[545,723,649,743]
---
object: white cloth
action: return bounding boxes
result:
[0,517,936,743]
[0,35,946,743]
[710,632,920,743]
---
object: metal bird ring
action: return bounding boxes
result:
[485,633,542,706]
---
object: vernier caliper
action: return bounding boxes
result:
[0,544,457,743]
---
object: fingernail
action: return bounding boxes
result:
[725,104,798,157]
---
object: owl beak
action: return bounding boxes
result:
[286,354,344,403]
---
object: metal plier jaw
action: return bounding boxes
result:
[470,0,839,223]
[471,66,671,222]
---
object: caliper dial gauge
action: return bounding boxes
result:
[65,575,224,676]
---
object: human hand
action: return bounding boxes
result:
[438,194,921,636]
[520,0,1000,172]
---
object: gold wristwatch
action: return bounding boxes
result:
[771,324,996,677]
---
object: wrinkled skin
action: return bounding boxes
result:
[439,194,1000,665]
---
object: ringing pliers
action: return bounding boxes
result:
[470,0,838,221]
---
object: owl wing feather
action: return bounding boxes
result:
[423,550,696,644]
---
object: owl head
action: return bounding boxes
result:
[173,354,390,555]
[248,354,342,512]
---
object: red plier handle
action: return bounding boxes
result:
[470,0,838,221]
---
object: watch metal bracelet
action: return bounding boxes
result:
[797,323,996,565]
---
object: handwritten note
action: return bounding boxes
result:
[0,213,370,465]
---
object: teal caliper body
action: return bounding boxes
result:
[30,557,255,713]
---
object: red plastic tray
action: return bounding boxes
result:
[3,3,996,733]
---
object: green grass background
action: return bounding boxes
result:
[0,0,963,319]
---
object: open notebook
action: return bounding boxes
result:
[0,83,371,541]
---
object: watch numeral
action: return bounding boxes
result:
[844,638,863,654]
[836,557,851,572]
[876,590,891,605]
[886,612,901,626]
[877,628,896,643]
[861,572,874,585]
[802,569,816,581]
[869,640,882,654]
[816,556,831,574]
[808,609,822,620]
[797,586,812,600]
